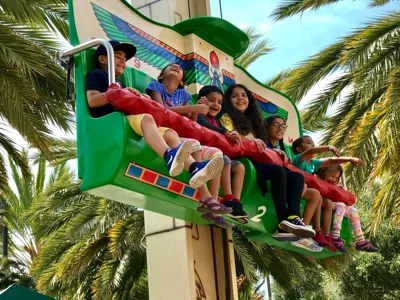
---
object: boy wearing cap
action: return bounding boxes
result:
[85,40,226,193]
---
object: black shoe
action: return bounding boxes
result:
[279,216,315,239]
[224,201,248,223]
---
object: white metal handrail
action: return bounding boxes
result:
[60,39,116,85]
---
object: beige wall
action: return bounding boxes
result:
[129,0,210,24]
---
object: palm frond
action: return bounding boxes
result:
[235,26,273,69]
[270,0,344,22]
[276,40,347,102]
[264,68,294,90]
[370,0,396,7]
[0,0,69,40]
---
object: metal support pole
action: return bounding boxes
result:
[2,226,8,258]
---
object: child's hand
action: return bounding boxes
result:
[224,131,241,143]
[193,104,210,115]
[141,93,151,99]
[329,145,340,157]
[124,87,141,96]
[350,158,364,167]
[197,96,207,105]
[253,138,266,153]
[274,149,289,165]
[230,131,241,142]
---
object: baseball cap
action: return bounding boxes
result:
[96,40,137,61]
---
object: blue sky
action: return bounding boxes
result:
[209,0,398,82]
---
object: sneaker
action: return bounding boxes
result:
[189,156,224,188]
[272,228,300,242]
[165,140,192,177]
[291,238,322,252]
[278,216,315,239]
[224,201,249,222]
[331,236,347,252]
[355,241,378,252]
[313,231,329,246]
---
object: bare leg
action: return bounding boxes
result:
[197,185,223,208]
[311,196,322,232]
[302,184,307,197]
[141,115,170,157]
[163,128,181,148]
[208,176,222,199]
[221,163,233,196]
[321,198,334,235]
[231,163,244,199]
[302,188,320,226]
[191,150,201,162]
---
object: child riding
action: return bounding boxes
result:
[146,64,231,228]
[291,135,377,252]
[263,115,337,252]
[220,83,315,240]
[86,41,231,227]
[196,85,248,223]
[317,165,378,252]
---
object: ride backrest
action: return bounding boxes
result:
[81,48,155,94]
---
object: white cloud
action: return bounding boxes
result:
[238,22,249,29]
[258,22,271,32]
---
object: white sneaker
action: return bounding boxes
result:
[291,238,322,252]
[272,230,300,242]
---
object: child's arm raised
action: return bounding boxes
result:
[297,145,340,162]
[320,157,364,168]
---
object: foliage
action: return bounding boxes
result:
[235,26,273,69]
[0,0,73,191]
[272,183,400,300]
[267,0,400,231]
[30,179,147,300]
[339,223,400,300]
[0,150,52,292]
[0,258,36,291]
[270,0,396,22]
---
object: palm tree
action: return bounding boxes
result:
[27,152,148,299]
[0,0,72,190]
[0,150,49,290]
[235,26,273,69]
[266,0,400,231]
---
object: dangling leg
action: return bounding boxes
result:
[345,205,378,252]
[330,202,347,252]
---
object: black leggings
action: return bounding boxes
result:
[257,163,304,223]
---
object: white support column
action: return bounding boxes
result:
[145,211,238,300]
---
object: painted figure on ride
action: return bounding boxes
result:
[209,51,222,89]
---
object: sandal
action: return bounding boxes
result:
[197,197,233,215]
[331,237,347,252]
[201,213,231,229]
[355,241,378,252]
